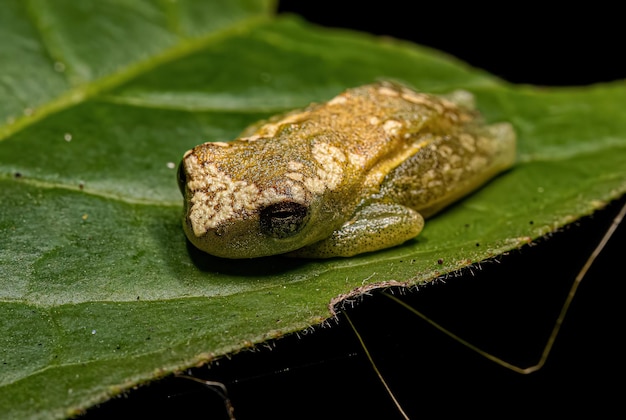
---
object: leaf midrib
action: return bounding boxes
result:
[0,176,180,207]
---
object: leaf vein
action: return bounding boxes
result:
[0,14,271,142]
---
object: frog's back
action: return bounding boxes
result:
[240,81,516,223]
[251,82,496,190]
[296,82,516,216]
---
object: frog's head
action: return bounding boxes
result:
[177,142,338,258]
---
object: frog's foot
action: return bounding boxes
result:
[288,203,424,258]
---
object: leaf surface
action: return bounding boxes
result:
[1,2,625,418]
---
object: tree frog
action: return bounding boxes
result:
[178,82,516,258]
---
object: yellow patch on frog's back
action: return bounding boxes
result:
[309,142,346,192]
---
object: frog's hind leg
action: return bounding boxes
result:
[288,203,424,258]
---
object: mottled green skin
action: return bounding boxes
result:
[178,82,516,258]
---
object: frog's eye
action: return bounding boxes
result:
[260,202,309,239]
[177,161,187,195]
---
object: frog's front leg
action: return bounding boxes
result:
[288,203,424,258]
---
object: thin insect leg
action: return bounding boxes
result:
[344,312,409,420]
[384,198,626,374]
[530,199,626,373]
[175,374,236,420]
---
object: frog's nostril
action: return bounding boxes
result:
[260,202,310,239]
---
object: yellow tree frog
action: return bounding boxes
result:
[178,82,516,258]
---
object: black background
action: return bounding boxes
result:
[278,2,625,87]
[83,3,625,418]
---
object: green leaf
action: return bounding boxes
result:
[1,1,625,418]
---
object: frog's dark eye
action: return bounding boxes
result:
[177,161,187,195]
[260,202,309,239]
